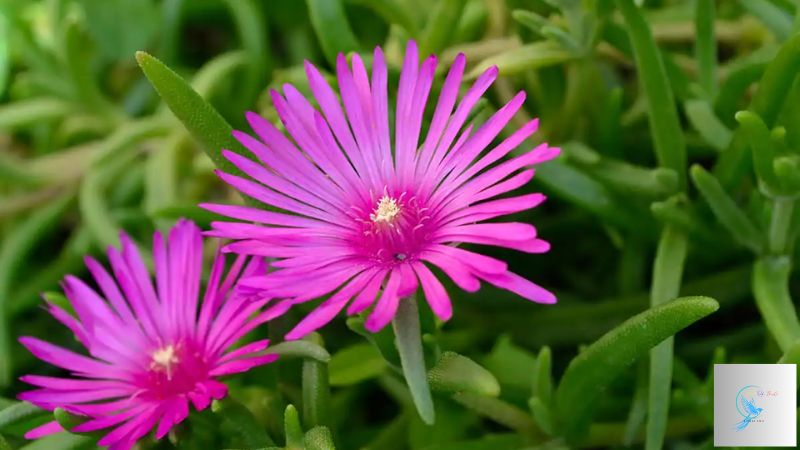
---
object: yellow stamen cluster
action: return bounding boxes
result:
[370,195,401,224]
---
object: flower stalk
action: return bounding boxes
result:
[393,297,435,425]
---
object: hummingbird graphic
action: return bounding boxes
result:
[734,386,764,431]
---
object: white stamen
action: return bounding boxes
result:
[151,345,179,380]
[370,195,401,224]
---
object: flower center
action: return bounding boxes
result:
[370,195,401,224]
[350,190,435,267]
[151,345,180,380]
[142,341,209,400]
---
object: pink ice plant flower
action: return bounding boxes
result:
[203,41,560,339]
[19,220,280,450]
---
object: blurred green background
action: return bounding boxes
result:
[1,0,800,449]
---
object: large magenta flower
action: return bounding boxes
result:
[203,41,559,339]
[19,220,279,450]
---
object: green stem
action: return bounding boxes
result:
[768,197,795,255]
[302,333,331,429]
[392,297,435,425]
[646,226,688,450]
[752,256,800,352]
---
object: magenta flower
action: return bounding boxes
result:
[203,41,559,339]
[19,220,279,450]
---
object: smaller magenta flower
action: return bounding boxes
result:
[203,41,559,340]
[19,220,280,450]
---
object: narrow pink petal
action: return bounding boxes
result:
[365,269,402,332]
[420,251,481,292]
[347,270,388,314]
[24,420,64,439]
[476,271,556,304]
[286,270,376,340]
[411,262,452,321]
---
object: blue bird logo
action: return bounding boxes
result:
[734,385,764,431]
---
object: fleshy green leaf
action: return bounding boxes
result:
[694,0,717,96]
[483,335,538,393]
[0,403,49,431]
[0,98,70,130]
[532,346,553,405]
[690,165,764,253]
[452,392,541,438]
[212,397,275,447]
[135,51,252,181]
[684,99,731,150]
[267,340,331,363]
[284,405,304,450]
[715,33,800,187]
[302,334,331,429]
[646,226,688,450]
[17,433,91,450]
[303,426,336,450]
[555,296,719,443]
[307,0,359,66]
[427,351,500,397]
[77,0,159,61]
[329,343,386,386]
[528,397,554,435]
[735,0,792,41]
[752,256,800,352]
[346,0,420,38]
[617,0,687,188]
[419,0,465,56]
[393,298,435,425]
[465,41,574,80]
[736,110,782,194]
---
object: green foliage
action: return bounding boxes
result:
[2,0,800,448]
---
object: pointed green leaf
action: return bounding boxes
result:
[419,0,465,55]
[646,226,688,450]
[135,51,250,179]
[617,0,687,189]
[346,316,400,366]
[512,9,548,35]
[735,0,792,41]
[212,397,274,447]
[690,165,765,253]
[684,99,731,150]
[532,346,552,405]
[284,405,304,450]
[555,296,719,443]
[528,397,554,435]
[466,41,573,80]
[695,0,717,96]
[0,98,70,130]
[346,0,420,38]
[483,335,538,393]
[77,0,159,61]
[267,340,331,363]
[427,351,500,397]
[753,256,800,352]
[715,33,800,187]
[736,110,782,194]
[452,392,541,438]
[329,343,386,386]
[18,433,91,450]
[307,0,359,66]
[0,403,49,431]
